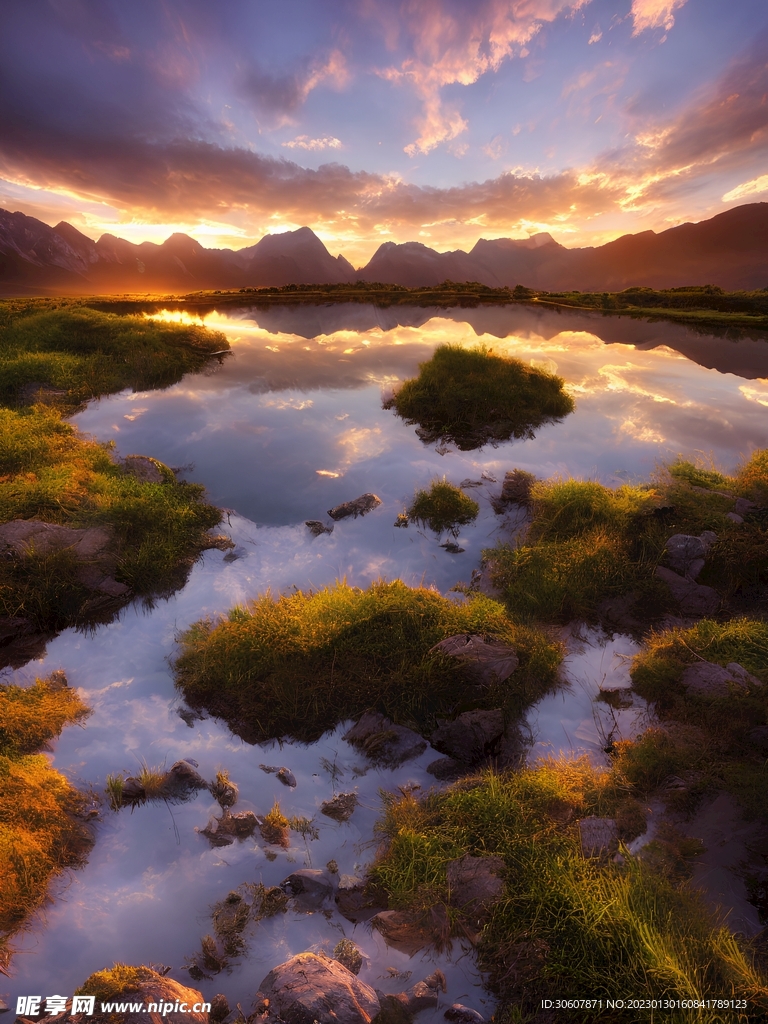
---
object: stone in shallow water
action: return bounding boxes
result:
[431,709,505,764]
[306,519,333,536]
[327,492,382,520]
[259,763,297,787]
[321,792,358,822]
[280,868,334,908]
[256,952,380,1024]
[445,1005,487,1023]
[333,937,364,975]
[343,711,427,767]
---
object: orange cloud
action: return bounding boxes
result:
[630,0,688,35]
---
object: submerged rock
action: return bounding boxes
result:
[259,764,298,787]
[306,519,334,536]
[430,633,519,685]
[371,910,435,956]
[200,810,258,846]
[280,869,334,908]
[321,792,358,822]
[579,817,618,857]
[160,760,208,801]
[389,970,448,1015]
[327,493,382,520]
[209,773,238,809]
[333,938,364,975]
[655,566,719,616]
[445,1005,487,1023]
[431,708,511,764]
[255,952,380,1024]
[344,711,427,767]
[335,874,383,923]
[394,511,409,528]
[680,660,761,698]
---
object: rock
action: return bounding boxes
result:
[335,874,382,923]
[333,938,364,975]
[344,712,427,768]
[441,541,465,553]
[598,592,644,631]
[664,532,717,579]
[257,952,380,1024]
[680,660,760,698]
[445,1005,487,1023]
[430,634,519,685]
[655,566,719,616]
[209,774,238,809]
[390,970,448,1014]
[495,468,536,509]
[36,968,208,1023]
[371,910,434,956]
[726,512,744,524]
[210,993,230,1022]
[446,855,505,922]
[431,709,505,764]
[426,757,466,781]
[121,777,146,804]
[306,520,334,536]
[0,520,113,559]
[321,792,358,822]
[123,454,174,484]
[280,869,334,907]
[200,810,258,845]
[260,764,298,787]
[579,817,618,857]
[394,512,409,528]
[327,493,382,521]
[160,760,208,800]
[201,533,236,552]
[734,497,757,517]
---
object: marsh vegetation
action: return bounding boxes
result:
[407,479,479,536]
[384,343,574,450]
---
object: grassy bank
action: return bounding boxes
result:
[0,300,228,412]
[486,451,768,626]
[384,343,574,450]
[372,761,768,1022]
[0,673,93,958]
[174,579,562,743]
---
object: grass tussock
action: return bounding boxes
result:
[75,963,156,1001]
[630,619,768,818]
[408,479,479,536]
[372,763,768,1022]
[174,579,563,744]
[486,453,768,625]
[0,674,93,950]
[384,343,574,450]
[0,404,222,643]
[0,303,228,412]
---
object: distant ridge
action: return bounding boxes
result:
[1,204,766,295]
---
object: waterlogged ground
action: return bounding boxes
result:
[3,304,768,1014]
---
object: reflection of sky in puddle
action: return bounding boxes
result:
[5,305,768,1011]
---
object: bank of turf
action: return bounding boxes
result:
[384,343,574,450]
[372,760,768,1023]
[174,579,563,743]
[0,673,93,958]
[485,451,768,626]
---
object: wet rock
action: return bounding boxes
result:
[321,792,358,822]
[327,493,382,521]
[333,938,364,975]
[579,817,618,857]
[34,968,208,1023]
[209,773,239,809]
[121,777,146,804]
[664,532,717,579]
[210,993,230,1022]
[201,533,236,552]
[445,1005,487,1023]
[344,712,427,768]
[160,760,208,800]
[431,709,505,764]
[441,541,465,553]
[389,970,448,1015]
[177,706,206,727]
[430,634,519,685]
[200,810,258,845]
[371,910,434,956]
[306,520,334,536]
[257,951,380,1024]
[680,660,761,698]
[394,512,409,528]
[426,757,466,781]
[447,855,505,922]
[259,763,298,787]
[123,454,174,484]
[280,869,334,908]
[335,874,383,923]
[655,566,719,616]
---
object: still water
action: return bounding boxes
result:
[4,304,768,1015]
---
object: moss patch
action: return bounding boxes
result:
[384,343,573,450]
[408,479,479,536]
[174,579,562,744]
[75,963,156,1002]
[372,763,768,1021]
[0,674,93,953]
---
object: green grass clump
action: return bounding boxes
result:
[0,674,93,950]
[0,405,222,646]
[75,963,156,1001]
[0,303,228,411]
[667,460,730,491]
[408,479,479,536]
[372,764,768,1021]
[384,343,574,450]
[174,579,563,743]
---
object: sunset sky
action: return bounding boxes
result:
[1,0,766,264]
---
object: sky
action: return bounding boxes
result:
[0,0,766,265]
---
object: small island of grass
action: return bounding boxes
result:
[174,579,563,744]
[384,343,574,451]
[408,479,479,536]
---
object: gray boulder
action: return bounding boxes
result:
[655,566,719,616]
[446,855,505,919]
[681,660,761,698]
[327,493,382,521]
[431,709,505,764]
[123,454,174,484]
[445,1006,487,1023]
[344,712,427,767]
[280,869,334,908]
[160,760,208,800]
[579,817,618,857]
[256,952,380,1024]
[430,634,519,685]
[664,532,717,579]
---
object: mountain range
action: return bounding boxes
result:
[1,203,767,296]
